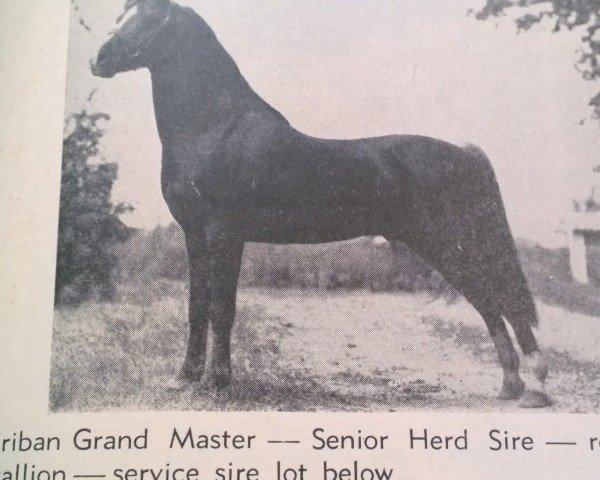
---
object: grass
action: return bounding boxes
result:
[48,282,473,412]
[50,283,600,413]
[50,229,600,412]
[49,282,387,412]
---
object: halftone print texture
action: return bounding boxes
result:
[50,0,600,413]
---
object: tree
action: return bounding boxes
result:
[55,111,134,305]
[475,0,600,120]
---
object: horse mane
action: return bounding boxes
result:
[169,3,289,125]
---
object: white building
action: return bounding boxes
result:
[567,212,600,284]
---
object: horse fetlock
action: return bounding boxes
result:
[529,351,549,382]
[524,351,549,390]
[519,351,552,408]
[497,376,525,400]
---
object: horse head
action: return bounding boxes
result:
[91,0,173,78]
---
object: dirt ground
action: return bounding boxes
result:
[49,284,600,413]
[237,289,600,412]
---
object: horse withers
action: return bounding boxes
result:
[91,0,552,408]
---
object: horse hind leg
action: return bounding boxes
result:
[450,267,552,407]
[499,288,552,408]
[485,313,525,400]
[401,232,551,407]
[454,258,551,407]
[399,238,520,399]
[481,231,551,407]
[449,282,527,401]
[520,349,551,408]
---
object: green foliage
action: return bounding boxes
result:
[475,0,600,119]
[55,111,134,306]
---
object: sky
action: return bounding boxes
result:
[65,0,600,247]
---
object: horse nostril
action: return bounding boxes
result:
[91,42,119,78]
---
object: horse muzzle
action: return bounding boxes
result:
[90,58,116,79]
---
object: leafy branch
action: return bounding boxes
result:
[475,0,600,119]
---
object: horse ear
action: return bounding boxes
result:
[116,0,142,24]
[124,0,141,9]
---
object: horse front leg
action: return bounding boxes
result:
[200,227,244,390]
[167,228,210,390]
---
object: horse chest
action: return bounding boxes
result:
[161,131,223,188]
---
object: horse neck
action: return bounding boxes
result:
[149,10,272,142]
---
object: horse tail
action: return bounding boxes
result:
[497,251,539,329]
[461,144,540,331]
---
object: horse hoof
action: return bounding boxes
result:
[199,372,231,391]
[165,378,194,391]
[497,379,525,400]
[519,390,553,408]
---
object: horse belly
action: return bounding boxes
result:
[241,205,378,244]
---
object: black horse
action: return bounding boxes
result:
[91,0,551,407]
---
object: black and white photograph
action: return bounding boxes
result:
[49,0,600,413]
